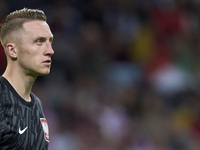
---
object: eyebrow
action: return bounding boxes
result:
[34,36,54,43]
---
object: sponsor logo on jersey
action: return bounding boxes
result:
[19,126,28,134]
[40,118,49,142]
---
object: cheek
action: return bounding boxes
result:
[18,45,39,59]
[17,48,38,66]
[17,42,44,63]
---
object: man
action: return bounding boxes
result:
[0,8,54,149]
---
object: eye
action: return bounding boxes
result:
[49,37,53,44]
[36,39,43,45]
[35,37,46,45]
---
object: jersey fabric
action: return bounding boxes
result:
[0,76,49,150]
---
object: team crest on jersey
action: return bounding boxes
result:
[40,118,49,142]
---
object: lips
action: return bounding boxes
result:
[42,59,51,65]
[43,60,51,63]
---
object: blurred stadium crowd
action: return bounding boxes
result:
[1,0,200,149]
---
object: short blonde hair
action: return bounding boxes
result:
[0,8,47,47]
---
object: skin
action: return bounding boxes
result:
[2,20,54,102]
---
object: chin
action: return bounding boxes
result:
[37,69,51,76]
[41,71,51,76]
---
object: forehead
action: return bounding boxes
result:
[22,20,53,38]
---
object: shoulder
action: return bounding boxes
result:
[0,77,5,93]
[0,77,7,117]
[0,76,13,96]
[0,77,8,103]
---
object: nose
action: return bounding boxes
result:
[45,42,54,56]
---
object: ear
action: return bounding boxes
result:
[5,43,17,59]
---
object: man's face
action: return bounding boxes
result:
[16,20,54,77]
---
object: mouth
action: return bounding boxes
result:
[42,59,51,66]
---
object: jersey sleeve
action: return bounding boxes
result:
[0,106,6,140]
[0,85,7,140]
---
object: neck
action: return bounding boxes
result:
[2,65,37,102]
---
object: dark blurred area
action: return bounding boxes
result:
[1,0,200,149]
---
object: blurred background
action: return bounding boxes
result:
[1,0,200,149]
